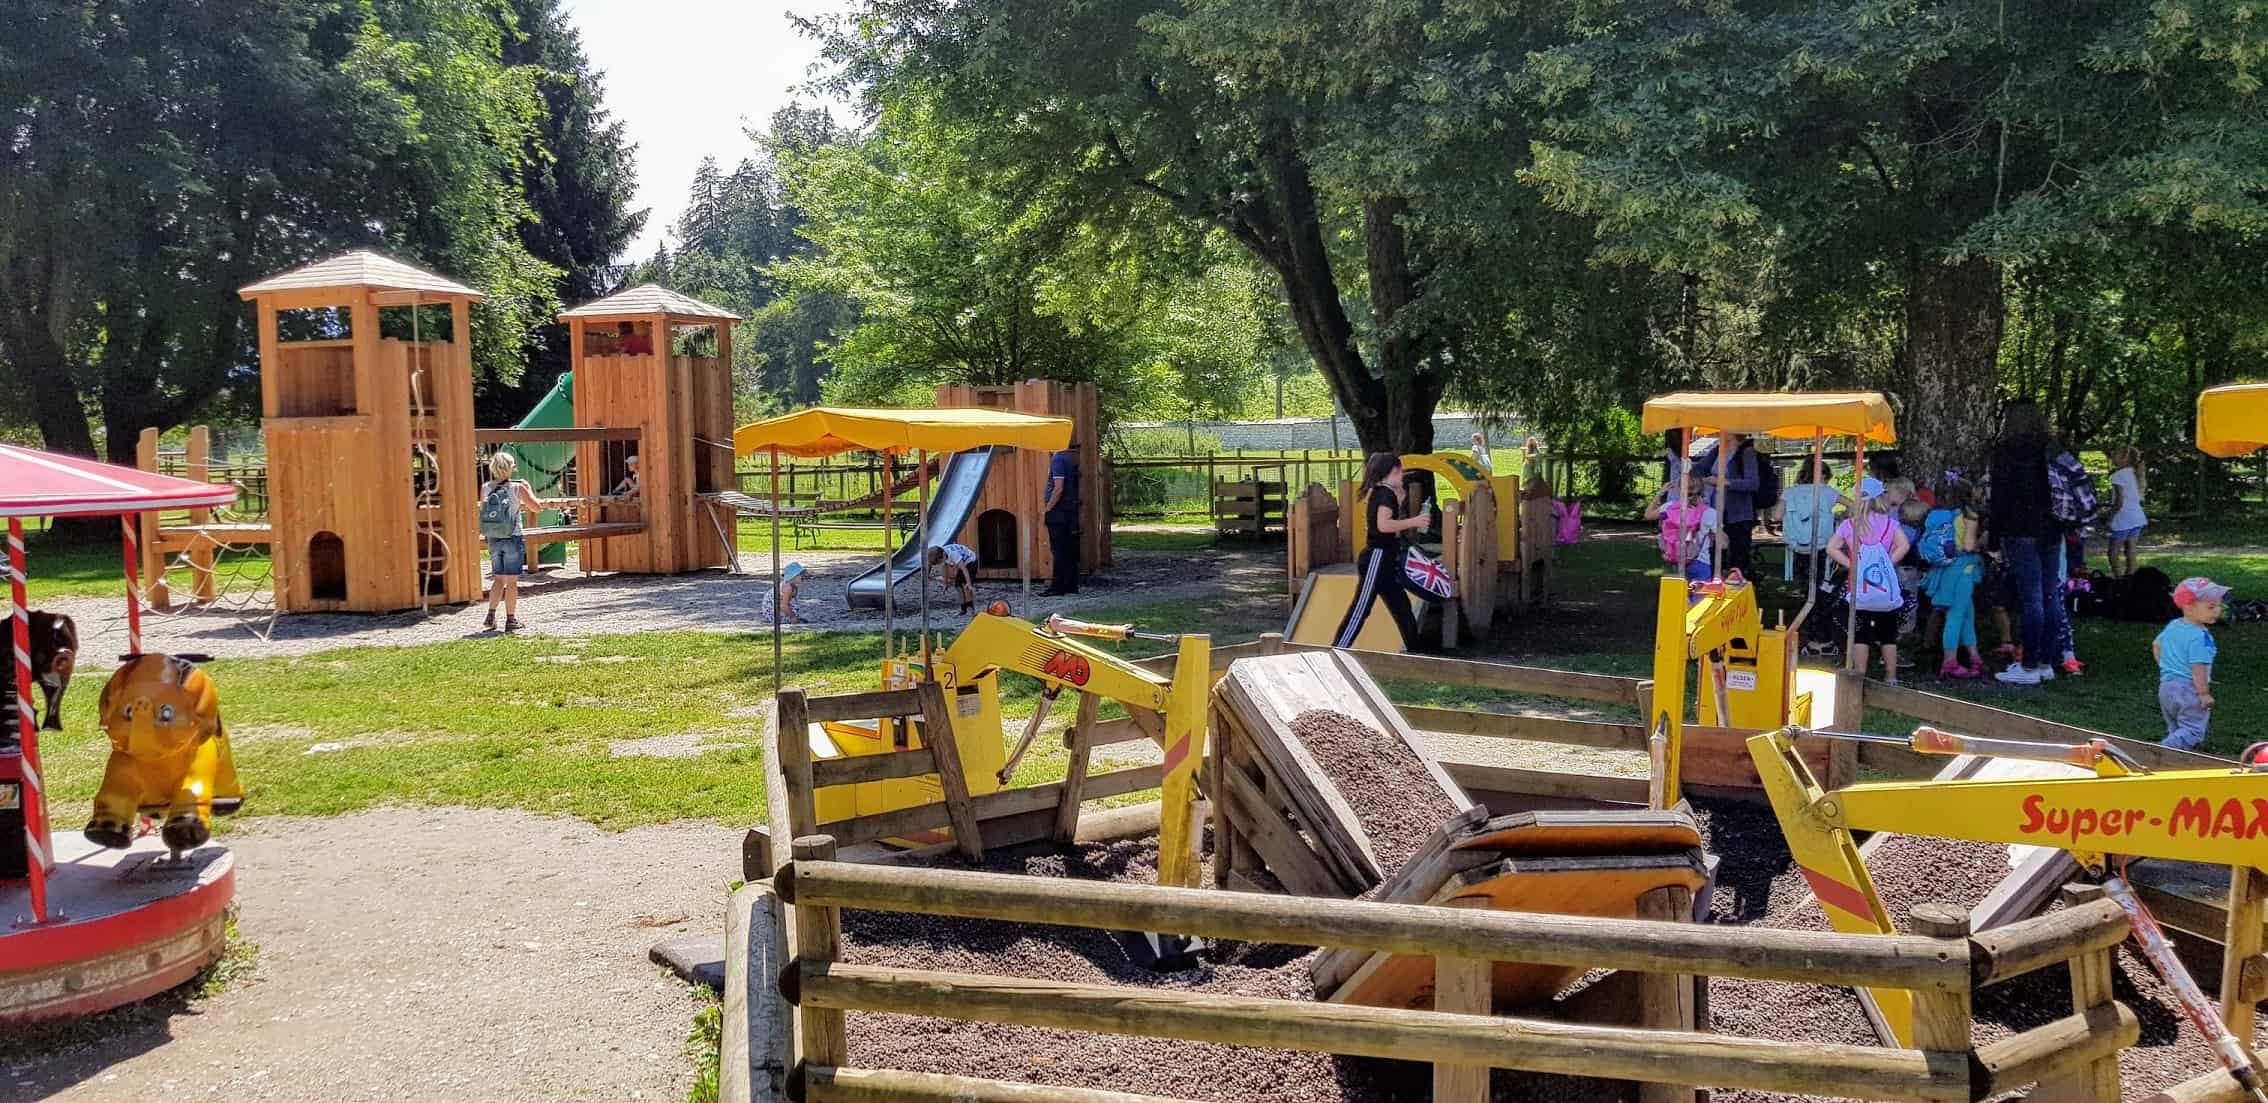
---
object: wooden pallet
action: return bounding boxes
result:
[1210,651,1475,897]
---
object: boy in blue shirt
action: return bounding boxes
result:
[2152,577,2228,751]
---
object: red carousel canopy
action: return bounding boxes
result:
[0,444,237,518]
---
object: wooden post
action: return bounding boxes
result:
[185,425,218,604]
[2223,866,2265,1038]
[1637,884,1701,1103]
[1440,500,1462,650]
[1053,694,1100,844]
[2038,884,2121,1101]
[776,691,820,839]
[790,835,848,1069]
[1906,903,1973,1094]
[136,428,170,610]
[1432,955,1492,1103]
[1830,670,1864,790]
[916,684,985,861]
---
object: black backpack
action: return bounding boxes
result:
[1751,450,1782,512]
[2116,566,2179,623]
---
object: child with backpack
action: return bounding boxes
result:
[1920,481,1985,678]
[479,451,549,632]
[1828,478,1911,683]
[1645,475,1722,586]
[2104,446,2148,578]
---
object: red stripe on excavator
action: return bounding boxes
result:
[1799,864,1878,923]
[1161,736,1191,775]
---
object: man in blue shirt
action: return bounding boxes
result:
[2152,576,2227,751]
[1041,443,1080,595]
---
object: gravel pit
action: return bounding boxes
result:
[1290,709,1464,877]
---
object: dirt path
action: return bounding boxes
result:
[3,808,739,1103]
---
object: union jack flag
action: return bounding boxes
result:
[1404,550,1454,599]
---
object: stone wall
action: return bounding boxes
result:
[1116,412,1523,453]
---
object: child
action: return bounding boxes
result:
[1921,482,1985,678]
[1645,475,1722,585]
[1896,497,1931,644]
[926,542,980,615]
[2105,446,2148,578]
[773,562,807,625]
[2152,577,2227,751]
[1828,478,1911,683]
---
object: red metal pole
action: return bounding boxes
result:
[120,514,143,656]
[9,517,49,923]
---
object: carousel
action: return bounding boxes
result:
[0,443,244,1023]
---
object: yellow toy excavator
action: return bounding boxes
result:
[1749,724,2268,1097]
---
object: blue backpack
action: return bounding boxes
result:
[1918,508,1960,567]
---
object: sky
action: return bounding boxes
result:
[562,0,857,260]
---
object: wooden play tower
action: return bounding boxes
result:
[558,285,740,573]
[939,380,1110,582]
[238,251,484,613]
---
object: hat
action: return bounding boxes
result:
[2174,577,2230,607]
[1858,476,1886,500]
[782,562,806,583]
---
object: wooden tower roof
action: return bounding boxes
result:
[559,284,741,323]
[238,250,484,301]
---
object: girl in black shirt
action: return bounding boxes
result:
[1333,452,1434,650]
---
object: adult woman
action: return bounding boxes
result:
[1985,401,2064,685]
[479,451,548,632]
[1333,452,1434,651]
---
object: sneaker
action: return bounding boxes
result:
[2060,657,2085,676]
[1954,664,1985,680]
[2032,664,2056,682]
[504,616,523,633]
[483,611,497,631]
[1995,665,2042,686]
[1939,659,1968,679]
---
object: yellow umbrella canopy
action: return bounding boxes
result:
[2196,383,2268,458]
[1641,391,1897,444]
[732,406,1073,458]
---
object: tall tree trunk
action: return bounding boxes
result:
[8,321,98,459]
[1901,254,2004,487]
[1364,196,1441,454]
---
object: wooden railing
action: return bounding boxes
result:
[757,846,2140,1103]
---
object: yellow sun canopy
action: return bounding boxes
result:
[2196,383,2268,458]
[733,406,1074,459]
[1641,391,1897,444]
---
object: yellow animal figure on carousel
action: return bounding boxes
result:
[84,654,243,856]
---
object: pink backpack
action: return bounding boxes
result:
[1553,498,1583,546]
[1657,501,1702,565]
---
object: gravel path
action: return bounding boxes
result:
[36,546,1274,663]
[1,807,739,1103]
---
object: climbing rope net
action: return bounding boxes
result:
[124,524,282,642]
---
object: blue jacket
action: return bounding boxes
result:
[1692,444,1762,524]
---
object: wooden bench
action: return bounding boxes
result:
[520,522,645,551]
[791,515,919,549]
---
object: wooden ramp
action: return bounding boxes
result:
[1283,565,1406,652]
[1312,810,1711,1010]
[1210,651,1472,896]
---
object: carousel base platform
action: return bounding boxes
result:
[0,832,234,1023]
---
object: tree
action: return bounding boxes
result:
[0,0,559,461]
[484,0,648,425]
[1519,0,2268,482]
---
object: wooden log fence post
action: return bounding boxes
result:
[776,691,820,839]
[915,685,985,861]
[1906,903,1973,1094]
[2223,865,2266,1038]
[136,428,171,611]
[1637,884,1700,1103]
[792,835,849,1070]
[1053,694,1099,844]
[1432,955,1492,1103]
[1830,670,1865,791]
[2037,883,2123,1101]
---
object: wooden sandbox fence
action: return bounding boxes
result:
[721,641,2230,1103]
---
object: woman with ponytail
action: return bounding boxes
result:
[1333,452,1433,650]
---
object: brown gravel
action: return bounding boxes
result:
[1290,709,1464,877]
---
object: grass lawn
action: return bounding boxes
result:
[31,584,1272,832]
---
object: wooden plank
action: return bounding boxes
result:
[816,764,1161,849]
[1904,906,1972,1066]
[1053,694,1100,844]
[2223,865,2266,1037]
[1979,1005,2139,1101]
[802,688,929,725]
[795,963,1959,1102]
[1862,678,2228,772]
[808,747,940,789]
[723,881,792,1103]
[800,1067,1184,1103]
[1279,644,1644,708]
[2035,886,2122,1101]
[1214,755,1349,898]
[1432,955,1492,1103]
[916,683,985,861]
[1442,762,1651,807]
[1400,707,1648,751]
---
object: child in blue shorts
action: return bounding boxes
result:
[2152,576,2226,751]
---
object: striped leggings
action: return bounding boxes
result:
[1333,546,1423,651]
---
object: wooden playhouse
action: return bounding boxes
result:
[937,380,1111,582]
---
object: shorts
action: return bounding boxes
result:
[2159,680,2210,751]
[1851,607,1901,648]
[488,535,528,577]
[1683,559,1713,583]
[2110,524,2146,542]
